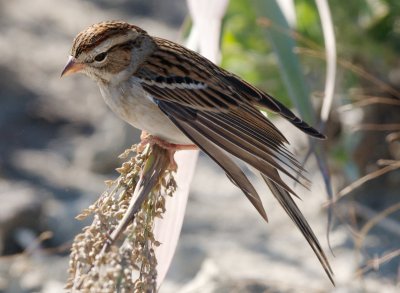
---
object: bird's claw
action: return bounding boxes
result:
[138,131,197,171]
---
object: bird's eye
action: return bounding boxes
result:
[94,52,107,62]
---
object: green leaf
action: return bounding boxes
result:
[249,0,315,123]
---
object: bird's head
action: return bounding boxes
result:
[61,21,155,84]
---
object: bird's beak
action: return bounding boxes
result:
[61,56,85,77]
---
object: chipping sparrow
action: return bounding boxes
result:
[62,21,333,283]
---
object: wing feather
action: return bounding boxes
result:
[137,37,326,139]
[133,37,332,283]
[158,100,334,283]
[173,119,269,222]
[157,101,299,195]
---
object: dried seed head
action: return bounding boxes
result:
[67,144,178,291]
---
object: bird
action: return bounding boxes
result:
[62,20,334,284]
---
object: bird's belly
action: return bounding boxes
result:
[98,81,191,145]
[127,102,190,144]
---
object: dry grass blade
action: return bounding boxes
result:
[353,203,400,277]
[66,144,177,292]
[295,47,400,98]
[258,17,400,99]
[356,248,400,277]
[316,0,337,125]
[325,160,400,206]
[353,123,400,132]
[338,95,400,112]
[357,202,400,248]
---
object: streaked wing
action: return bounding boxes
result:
[136,38,310,187]
[136,37,325,139]
[173,118,268,222]
[135,38,333,282]
[148,89,308,190]
[221,75,326,139]
[157,100,334,283]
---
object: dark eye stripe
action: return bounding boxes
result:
[89,39,141,63]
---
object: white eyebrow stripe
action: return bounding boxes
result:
[92,31,139,55]
[138,78,208,90]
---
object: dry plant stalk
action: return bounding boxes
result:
[66,144,177,292]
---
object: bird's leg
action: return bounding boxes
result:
[138,131,198,171]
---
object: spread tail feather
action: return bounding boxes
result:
[261,170,334,285]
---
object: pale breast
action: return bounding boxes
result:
[98,77,192,145]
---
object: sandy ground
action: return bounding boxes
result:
[0,0,398,292]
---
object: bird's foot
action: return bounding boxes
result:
[138,131,198,171]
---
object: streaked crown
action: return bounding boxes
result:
[71,21,146,58]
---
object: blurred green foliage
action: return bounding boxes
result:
[221,0,289,105]
[221,0,400,170]
[222,0,400,103]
